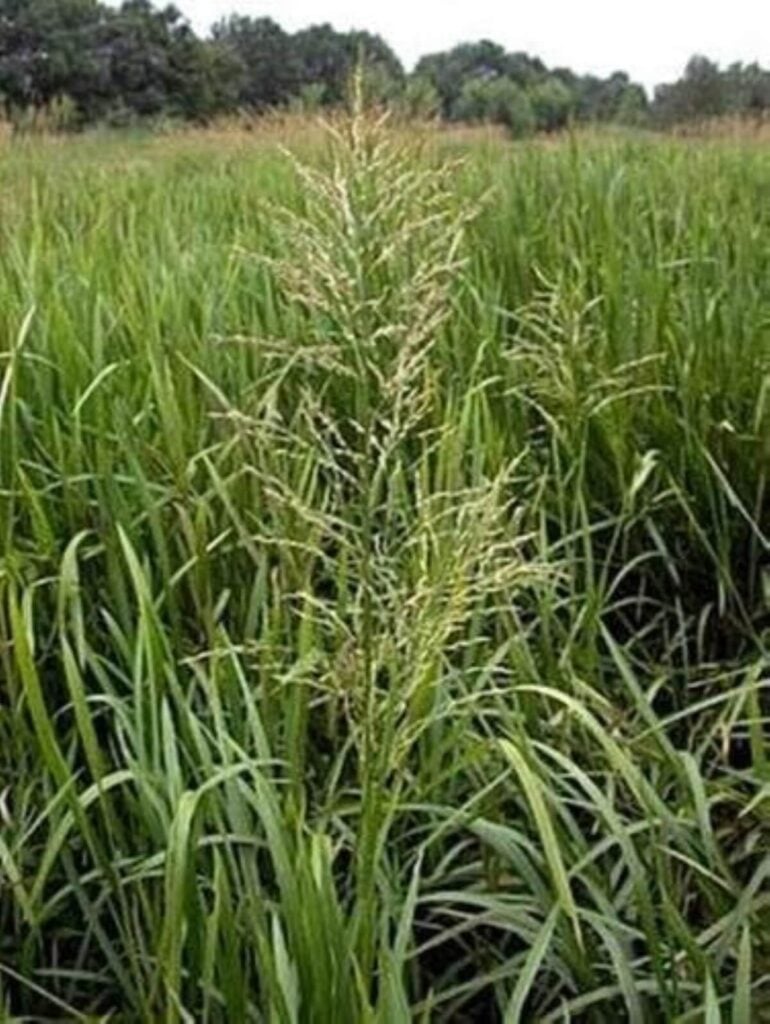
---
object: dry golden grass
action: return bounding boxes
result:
[669,111,770,140]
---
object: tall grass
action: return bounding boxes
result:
[0,108,769,1020]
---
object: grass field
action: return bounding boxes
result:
[1,112,769,1021]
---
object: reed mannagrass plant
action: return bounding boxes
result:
[0,90,768,1021]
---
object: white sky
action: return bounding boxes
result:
[171,0,770,92]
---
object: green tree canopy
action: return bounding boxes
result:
[1,3,768,132]
[530,76,574,131]
[454,76,535,137]
[211,16,298,109]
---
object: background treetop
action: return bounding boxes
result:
[0,0,766,130]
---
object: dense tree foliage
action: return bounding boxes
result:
[0,2,403,124]
[414,42,651,130]
[0,0,237,123]
[210,17,403,111]
[0,0,768,131]
[454,76,535,137]
[211,16,297,110]
[654,55,770,124]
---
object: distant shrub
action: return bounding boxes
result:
[454,76,535,137]
[530,77,574,131]
[400,76,441,120]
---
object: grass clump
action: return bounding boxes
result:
[0,106,769,1020]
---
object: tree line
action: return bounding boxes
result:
[1,0,768,133]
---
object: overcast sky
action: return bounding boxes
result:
[170,0,770,92]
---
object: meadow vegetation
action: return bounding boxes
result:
[0,109,769,1020]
